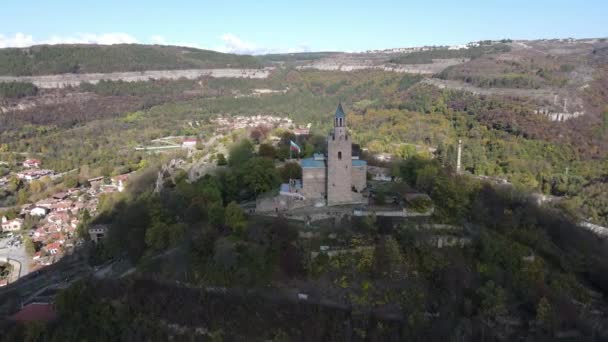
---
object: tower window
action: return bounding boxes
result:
[338,151,342,160]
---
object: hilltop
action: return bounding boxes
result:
[0,44,263,76]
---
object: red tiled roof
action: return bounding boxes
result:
[10,303,57,322]
[45,242,61,250]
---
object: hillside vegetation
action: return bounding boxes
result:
[388,43,511,64]
[0,44,262,76]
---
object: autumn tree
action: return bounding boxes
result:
[224,201,247,236]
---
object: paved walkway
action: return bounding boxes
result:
[0,237,30,282]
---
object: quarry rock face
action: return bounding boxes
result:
[0,68,273,89]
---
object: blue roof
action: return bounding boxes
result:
[335,103,346,118]
[300,158,325,168]
[352,159,367,167]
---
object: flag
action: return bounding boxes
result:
[290,140,301,153]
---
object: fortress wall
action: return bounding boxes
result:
[351,165,367,192]
[302,168,326,199]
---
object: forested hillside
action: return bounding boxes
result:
[1,39,608,340]
[0,44,262,76]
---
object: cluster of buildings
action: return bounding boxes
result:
[16,169,55,181]
[25,189,97,266]
[2,158,56,182]
[212,115,295,132]
[0,172,132,269]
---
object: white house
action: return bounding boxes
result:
[23,159,41,168]
[182,138,198,148]
[368,166,393,182]
[111,173,131,193]
[1,217,24,232]
[30,207,49,217]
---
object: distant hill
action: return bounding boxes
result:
[257,52,339,64]
[0,44,263,76]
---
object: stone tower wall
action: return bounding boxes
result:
[327,133,353,205]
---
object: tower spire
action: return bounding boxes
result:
[334,103,346,128]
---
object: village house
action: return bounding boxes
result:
[30,207,49,217]
[1,217,23,232]
[111,173,131,192]
[35,198,57,209]
[374,153,394,162]
[44,242,61,255]
[47,212,70,226]
[182,138,198,148]
[52,192,69,200]
[87,176,104,187]
[33,226,48,240]
[88,225,108,243]
[16,169,53,181]
[368,166,394,182]
[293,128,310,136]
[23,159,41,168]
[52,200,73,213]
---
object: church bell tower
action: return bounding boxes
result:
[327,103,353,205]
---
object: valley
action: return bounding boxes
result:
[0,37,607,340]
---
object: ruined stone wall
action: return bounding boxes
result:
[351,164,367,192]
[302,167,326,199]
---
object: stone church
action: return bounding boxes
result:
[299,104,367,205]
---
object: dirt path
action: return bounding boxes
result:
[422,77,563,102]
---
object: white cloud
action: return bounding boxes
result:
[150,35,167,45]
[0,32,138,48]
[0,32,314,56]
[217,33,258,54]
[215,33,312,55]
[0,32,36,48]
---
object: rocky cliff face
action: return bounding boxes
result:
[0,68,273,89]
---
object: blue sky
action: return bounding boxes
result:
[1,0,606,53]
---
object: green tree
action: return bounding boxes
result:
[279,162,302,183]
[372,236,403,278]
[303,142,315,157]
[16,189,28,205]
[28,179,44,194]
[258,143,277,159]
[243,157,280,196]
[228,139,254,168]
[208,202,225,227]
[216,153,227,166]
[536,297,553,330]
[478,280,507,320]
[24,236,36,256]
[145,221,170,250]
[224,201,247,236]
